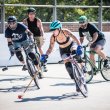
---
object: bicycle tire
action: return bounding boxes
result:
[72,64,88,97]
[100,59,110,81]
[83,59,94,83]
[36,55,43,78]
[26,58,40,89]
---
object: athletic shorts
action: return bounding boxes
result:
[90,39,106,49]
[59,42,77,60]
[13,39,33,54]
[34,36,44,48]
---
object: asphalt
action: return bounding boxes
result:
[0,64,110,110]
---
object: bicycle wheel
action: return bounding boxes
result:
[36,54,43,79]
[72,64,88,97]
[83,59,94,83]
[26,58,40,89]
[100,58,110,81]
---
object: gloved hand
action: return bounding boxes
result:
[40,54,48,63]
[76,45,83,56]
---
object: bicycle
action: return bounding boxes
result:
[22,44,40,89]
[64,54,88,98]
[83,45,110,83]
[34,40,48,73]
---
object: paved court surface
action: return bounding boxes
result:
[0,64,110,110]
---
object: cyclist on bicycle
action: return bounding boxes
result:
[44,21,85,93]
[5,16,41,73]
[23,8,47,72]
[79,16,109,68]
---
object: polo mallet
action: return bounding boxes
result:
[18,71,40,99]
[2,55,13,71]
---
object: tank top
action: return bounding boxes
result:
[27,18,41,36]
[55,30,70,45]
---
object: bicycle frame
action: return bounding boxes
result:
[83,46,103,73]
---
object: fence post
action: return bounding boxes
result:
[53,0,57,21]
[98,0,103,31]
[1,0,5,33]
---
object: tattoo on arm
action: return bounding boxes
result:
[46,36,55,55]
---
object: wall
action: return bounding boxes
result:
[0,22,110,33]
[0,32,110,66]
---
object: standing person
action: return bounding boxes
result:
[78,15,109,68]
[23,8,44,55]
[43,21,86,94]
[5,16,41,74]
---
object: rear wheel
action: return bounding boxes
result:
[72,64,88,97]
[100,58,110,81]
[26,58,40,89]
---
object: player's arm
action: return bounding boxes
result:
[91,32,98,43]
[37,19,44,37]
[64,29,81,45]
[46,35,55,55]
[25,28,33,40]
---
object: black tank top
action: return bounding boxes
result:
[56,37,70,45]
[56,30,70,45]
[27,18,41,36]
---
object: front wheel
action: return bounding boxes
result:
[72,64,88,98]
[100,58,110,81]
[26,58,40,89]
[83,59,94,83]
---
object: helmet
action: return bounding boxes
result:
[79,16,87,23]
[7,16,17,23]
[50,20,62,31]
[27,8,36,14]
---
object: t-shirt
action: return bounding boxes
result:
[79,23,105,42]
[5,23,28,42]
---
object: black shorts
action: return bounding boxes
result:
[90,39,106,49]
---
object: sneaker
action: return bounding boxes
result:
[73,92,80,96]
[22,65,28,71]
[38,72,43,79]
[82,66,87,73]
[88,68,95,75]
[104,59,109,68]
[43,66,48,72]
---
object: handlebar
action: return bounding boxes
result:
[82,45,88,48]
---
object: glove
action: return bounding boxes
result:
[40,54,48,63]
[76,45,83,56]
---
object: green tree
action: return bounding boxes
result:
[3,0,110,22]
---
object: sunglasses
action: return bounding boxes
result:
[8,22,16,25]
[79,21,85,24]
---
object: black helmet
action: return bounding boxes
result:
[27,8,36,14]
[8,16,17,23]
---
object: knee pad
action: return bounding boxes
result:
[65,62,74,79]
[16,51,24,62]
[28,52,38,65]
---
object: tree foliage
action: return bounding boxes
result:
[1,0,110,22]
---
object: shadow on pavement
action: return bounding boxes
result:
[0,85,38,93]
[43,76,71,80]
[50,82,75,87]
[15,92,84,102]
[88,80,110,84]
[0,76,30,82]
